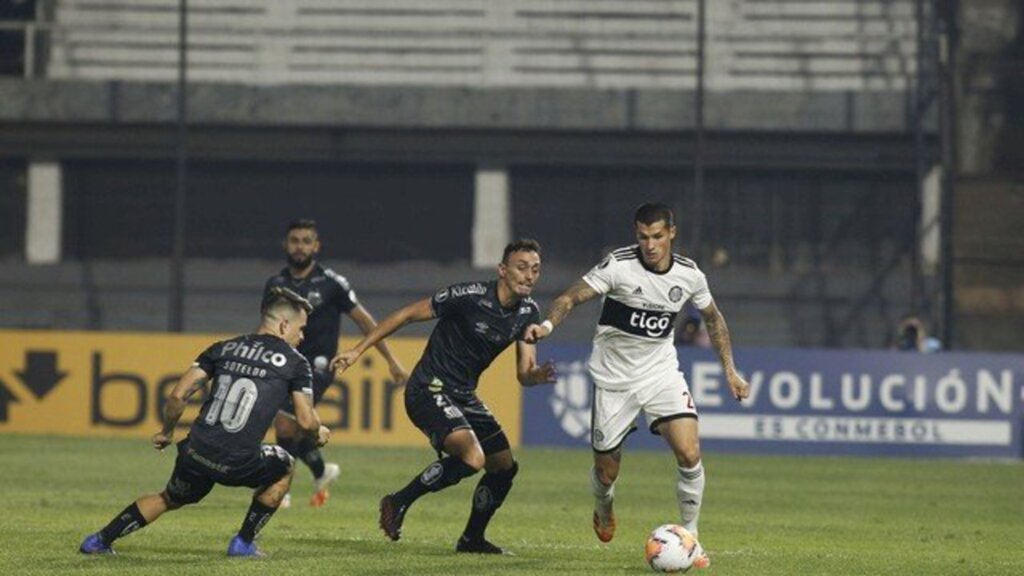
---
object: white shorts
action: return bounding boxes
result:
[590,370,697,453]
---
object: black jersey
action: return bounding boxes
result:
[188,334,313,468]
[264,264,358,368]
[409,280,541,399]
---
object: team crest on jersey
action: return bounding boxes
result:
[669,286,683,303]
[435,288,449,303]
[306,290,323,307]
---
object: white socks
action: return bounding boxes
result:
[676,461,705,535]
[590,466,615,520]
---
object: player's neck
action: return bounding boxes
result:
[642,254,672,273]
[289,261,316,279]
[495,281,519,309]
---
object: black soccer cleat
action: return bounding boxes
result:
[456,535,509,555]
[378,494,408,541]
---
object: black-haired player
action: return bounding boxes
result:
[332,239,556,554]
[265,219,407,507]
[80,287,330,557]
[525,203,750,569]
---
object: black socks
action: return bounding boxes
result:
[238,499,277,543]
[463,462,519,541]
[99,502,148,544]
[394,455,479,507]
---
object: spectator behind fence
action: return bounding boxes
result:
[892,315,942,353]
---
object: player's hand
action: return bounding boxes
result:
[389,364,409,387]
[530,360,557,386]
[728,372,750,402]
[522,323,551,344]
[316,425,331,447]
[152,431,173,451]
[330,349,359,374]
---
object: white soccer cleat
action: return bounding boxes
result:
[310,463,340,508]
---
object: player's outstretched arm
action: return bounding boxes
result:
[699,302,750,401]
[348,305,409,385]
[330,298,435,373]
[154,366,209,450]
[523,279,600,343]
[515,341,557,387]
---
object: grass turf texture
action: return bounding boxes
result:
[1,435,1022,575]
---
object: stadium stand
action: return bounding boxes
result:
[47,0,916,90]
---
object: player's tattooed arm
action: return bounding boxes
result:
[699,302,750,401]
[154,366,209,449]
[524,279,600,343]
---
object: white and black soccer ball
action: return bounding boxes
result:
[645,524,704,573]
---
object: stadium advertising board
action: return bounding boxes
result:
[524,344,1024,458]
[0,330,522,446]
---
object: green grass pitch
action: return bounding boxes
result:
[1,434,1022,575]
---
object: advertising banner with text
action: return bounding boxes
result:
[524,344,1024,458]
[0,330,523,447]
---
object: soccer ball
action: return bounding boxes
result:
[645,524,704,573]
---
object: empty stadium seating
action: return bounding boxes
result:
[46,0,917,91]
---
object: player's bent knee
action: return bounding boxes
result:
[274,414,298,438]
[463,449,486,472]
[674,441,701,468]
[160,490,186,510]
[593,454,620,484]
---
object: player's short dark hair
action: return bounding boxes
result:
[286,219,318,235]
[262,286,313,319]
[502,238,542,264]
[634,203,675,228]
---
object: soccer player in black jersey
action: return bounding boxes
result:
[331,239,556,554]
[79,288,331,558]
[265,219,407,507]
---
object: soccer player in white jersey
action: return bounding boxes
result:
[525,203,749,567]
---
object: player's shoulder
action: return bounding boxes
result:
[266,336,312,368]
[320,266,352,289]
[609,244,640,263]
[671,252,700,272]
[592,245,639,271]
[264,268,290,287]
[437,280,489,301]
[517,295,540,315]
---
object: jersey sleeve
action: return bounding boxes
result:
[192,341,220,375]
[582,253,618,295]
[289,355,314,397]
[430,284,463,318]
[516,304,542,341]
[689,270,714,309]
[325,269,359,313]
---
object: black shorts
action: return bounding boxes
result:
[164,438,294,505]
[404,383,506,455]
[279,368,334,416]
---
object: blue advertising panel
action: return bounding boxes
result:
[523,345,1024,458]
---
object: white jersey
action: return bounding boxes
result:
[582,245,713,391]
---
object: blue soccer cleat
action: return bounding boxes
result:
[79,533,115,555]
[227,534,265,558]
